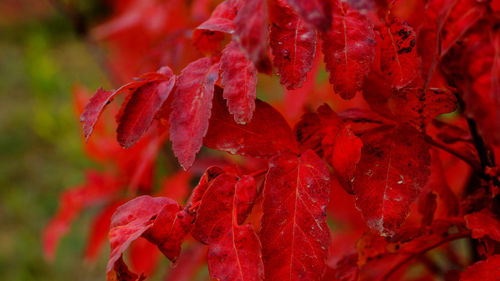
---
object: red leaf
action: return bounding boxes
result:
[192,0,242,53]
[143,208,193,261]
[390,87,457,126]
[269,0,317,90]
[325,125,363,194]
[233,0,271,72]
[296,104,364,194]
[81,87,115,140]
[117,68,175,148]
[352,125,431,236]
[321,0,376,99]
[190,166,225,205]
[107,196,180,272]
[379,16,420,89]
[261,150,331,281]
[363,80,456,128]
[81,69,172,141]
[294,111,324,155]
[465,209,500,242]
[220,40,257,124]
[204,89,298,157]
[192,173,263,281]
[460,255,500,281]
[169,57,220,170]
[287,0,331,31]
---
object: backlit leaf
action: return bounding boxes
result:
[233,0,271,72]
[107,196,177,272]
[192,173,263,281]
[169,58,220,170]
[287,0,332,31]
[353,125,431,236]
[220,40,257,124]
[269,0,317,90]
[379,16,420,89]
[117,67,175,148]
[192,0,242,53]
[261,150,331,281]
[321,0,376,99]
[204,89,298,157]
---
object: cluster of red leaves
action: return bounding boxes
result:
[45,0,500,280]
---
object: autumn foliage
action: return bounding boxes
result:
[44,0,500,280]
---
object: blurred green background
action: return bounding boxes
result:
[0,1,114,279]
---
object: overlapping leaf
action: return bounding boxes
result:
[352,125,431,236]
[81,68,173,142]
[287,0,331,31]
[81,88,115,140]
[192,173,263,281]
[294,105,363,193]
[204,89,297,157]
[117,67,175,148]
[321,0,375,99]
[220,40,257,124]
[379,16,420,88]
[269,0,317,90]
[169,57,220,170]
[107,196,192,278]
[192,0,242,53]
[233,0,271,72]
[261,150,331,281]
[324,125,363,194]
[363,78,456,127]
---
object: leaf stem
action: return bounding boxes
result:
[423,134,480,172]
[379,231,470,281]
[249,168,268,178]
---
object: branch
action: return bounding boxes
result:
[466,118,497,179]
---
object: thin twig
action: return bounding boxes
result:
[423,134,481,172]
[379,231,470,281]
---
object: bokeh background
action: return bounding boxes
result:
[0,1,112,279]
